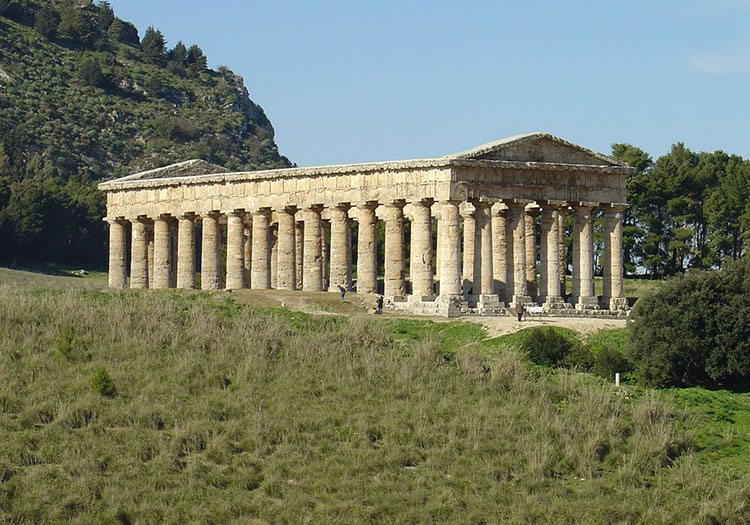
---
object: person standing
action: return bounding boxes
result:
[515,301,525,322]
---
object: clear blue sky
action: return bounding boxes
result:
[108,0,750,167]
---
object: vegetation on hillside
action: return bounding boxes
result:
[0,279,749,522]
[0,0,290,268]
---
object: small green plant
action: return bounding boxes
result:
[90,367,115,397]
[520,327,582,368]
[54,325,75,360]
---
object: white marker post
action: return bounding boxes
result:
[615,373,621,387]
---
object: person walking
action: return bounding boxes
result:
[515,301,525,322]
[375,295,384,315]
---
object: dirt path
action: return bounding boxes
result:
[464,315,627,339]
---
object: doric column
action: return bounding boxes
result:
[321,221,330,289]
[200,212,221,290]
[243,224,252,288]
[473,200,494,295]
[506,201,530,306]
[491,203,507,300]
[438,200,462,296]
[295,218,304,290]
[410,199,434,299]
[152,215,171,289]
[462,205,476,296]
[251,209,271,289]
[573,203,598,309]
[384,201,406,297]
[130,217,149,289]
[276,206,297,290]
[557,209,567,296]
[176,214,196,289]
[270,224,278,289]
[540,202,565,308]
[356,202,378,294]
[525,205,539,301]
[107,218,127,289]
[147,223,154,289]
[603,204,628,310]
[303,206,323,291]
[226,210,245,290]
[328,204,351,292]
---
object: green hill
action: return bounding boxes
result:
[0,0,291,268]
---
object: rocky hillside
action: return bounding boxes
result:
[0,0,291,267]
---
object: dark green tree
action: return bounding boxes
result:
[186,44,207,77]
[96,0,114,30]
[77,55,103,87]
[141,26,166,62]
[34,7,59,39]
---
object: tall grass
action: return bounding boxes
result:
[0,284,748,523]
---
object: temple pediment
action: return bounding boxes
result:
[446,132,627,167]
[113,159,228,183]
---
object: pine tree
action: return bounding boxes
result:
[141,26,166,62]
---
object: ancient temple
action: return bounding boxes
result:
[98,133,631,316]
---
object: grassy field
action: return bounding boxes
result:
[0,269,748,523]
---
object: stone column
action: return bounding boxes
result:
[176,214,196,289]
[557,209,567,297]
[147,224,154,289]
[328,204,351,292]
[525,206,539,301]
[152,215,171,289]
[573,204,598,309]
[243,224,252,288]
[603,204,628,311]
[384,201,406,298]
[107,219,127,289]
[200,212,221,290]
[506,201,530,306]
[462,206,476,296]
[270,225,278,289]
[251,209,271,289]
[275,207,297,290]
[130,217,149,289]
[295,218,304,290]
[303,206,323,291]
[321,221,330,290]
[410,199,434,299]
[226,210,245,290]
[540,203,566,308]
[491,203,507,301]
[473,201,494,296]
[356,202,378,294]
[439,200,462,296]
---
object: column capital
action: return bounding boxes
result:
[275,205,297,215]
[490,202,508,216]
[602,202,629,213]
[573,201,599,211]
[225,208,246,217]
[384,199,406,209]
[251,207,271,216]
[330,202,351,211]
[178,211,197,220]
[539,200,567,211]
[200,210,221,219]
[106,216,127,224]
[524,203,541,216]
[502,198,533,209]
[411,198,434,207]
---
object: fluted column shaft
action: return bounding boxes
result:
[275,207,296,290]
[226,211,245,290]
[410,200,434,298]
[152,216,171,289]
[491,204,507,300]
[177,215,196,289]
[474,201,494,295]
[107,219,127,289]
[541,206,563,304]
[357,204,378,294]
[329,204,351,291]
[462,209,475,296]
[130,218,149,289]
[200,213,221,290]
[573,205,596,307]
[557,210,566,295]
[439,201,462,296]
[243,225,252,287]
[506,203,528,304]
[295,219,304,290]
[303,207,323,291]
[384,202,405,297]
[251,210,271,290]
[525,208,538,300]
[604,205,627,308]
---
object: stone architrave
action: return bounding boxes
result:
[384,201,406,298]
[410,199,434,299]
[603,204,628,310]
[152,215,171,289]
[226,210,245,290]
[438,200,462,297]
[107,219,127,289]
[176,214,196,289]
[251,209,271,290]
[303,207,323,291]
[130,217,149,289]
[573,203,598,309]
[328,204,351,292]
[491,203,507,301]
[201,212,221,290]
[276,207,297,290]
[357,203,378,294]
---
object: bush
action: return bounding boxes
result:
[627,256,750,388]
[520,327,584,368]
[90,367,115,397]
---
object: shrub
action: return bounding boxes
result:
[520,327,582,368]
[627,256,750,388]
[90,367,115,397]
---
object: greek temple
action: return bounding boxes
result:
[98,133,631,316]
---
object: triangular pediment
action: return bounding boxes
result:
[446,133,627,167]
[108,159,228,183]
